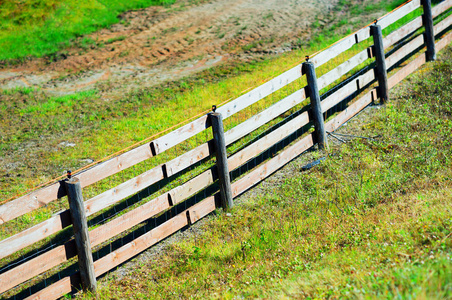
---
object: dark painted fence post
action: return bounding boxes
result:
[302,61,328,150]
[422,0,436,61]
[371,23,389,103]
[209,112,234,210]
[65,176,97,293]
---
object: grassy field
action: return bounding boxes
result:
[81,44,452,299]
[0,0,451,298]
[0,0,174,62]
[0,0,416,202]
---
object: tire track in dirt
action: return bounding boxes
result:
[0,0,337,95]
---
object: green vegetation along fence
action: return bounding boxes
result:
[1,0,452,298]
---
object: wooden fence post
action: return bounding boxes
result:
[209,112,234,210]
[65,177,97,293]
[422,0,436,61]
[371,23,389,103]
[302,61,328,150]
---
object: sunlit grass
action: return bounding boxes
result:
[0,0,175,61]
[81,44,452,299]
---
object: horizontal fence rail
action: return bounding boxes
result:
[1,0,452,298]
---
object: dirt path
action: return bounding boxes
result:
[0,0,336,96]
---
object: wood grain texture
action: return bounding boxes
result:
[169,169,215,205]
[435,30,452,52]
[0,182,63,225]
[317,48,371,91]
[0,142,154,225]
[224,88,307,146]
[165,142,212,177]
[422,0,436,61]
[0,210,71,260]
[325,89,376,133]
[24,276,75,300]
[228,111,310,171]
[152,116,209,155]
[210,113,234,210]
[231,134,314,198]
[385,34,425,69]
[372,24,389,103]
[93,213,188,277]
[0,241,76,294]
[434,13,452,35]
[84,165,164,217]
[153,63,302,155]
[0,165,164,260]
[304,61,327,149]
[188,196,217,224]
[65,178,96,292]
[321,69,375,113]
[216,64,302,120]
[89,194,170,247]
[388,53,426,89]
[383,16,423,49]
[378,0,421,30]
[311,27,370,68]
[432,0,452,18]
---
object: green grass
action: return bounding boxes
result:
[0,0,175,61]
[0,0,435,224]
[81,45,452,299]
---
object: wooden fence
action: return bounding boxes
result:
[1,0,452,298]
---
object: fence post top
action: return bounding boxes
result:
[66,177,80,185]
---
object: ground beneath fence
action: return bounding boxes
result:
[0,0,338,96]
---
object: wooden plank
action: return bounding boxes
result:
[88,194,171,247]
[383,16,423,49]
[165,142,212,177]
[229,111,310,171]
[78,143,153,188]
[188,196,217,224]
[153,64,302,155]
[24,276,74,300]
[231,134,314,198]
[434,13,452,35]
[216,64,303,120]
[0,165,164,260]
[24,199,215,300]
[164,87,309,179]
[0,210,71,260]
[224,88,307,145]
[432,0,452,18]
[311,27,371,68]
[321,69,375,113]
[84,165,164,217]
[388,52,426,89]
[317,48,371,90]
[93,212,188,277]
[0,241,76,294]
[325,89,376,133]
[378,0,421,30]
[169,170,215,205]
[435,30,452,51]
[0,182,63,225]
[0,142,154,225]
[152,116,209,155]
[386,34,425,69]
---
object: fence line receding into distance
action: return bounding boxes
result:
[1,0,452,298]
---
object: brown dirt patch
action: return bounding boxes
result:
[0,0,337,95]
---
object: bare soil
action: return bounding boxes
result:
[0,0,337,96]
